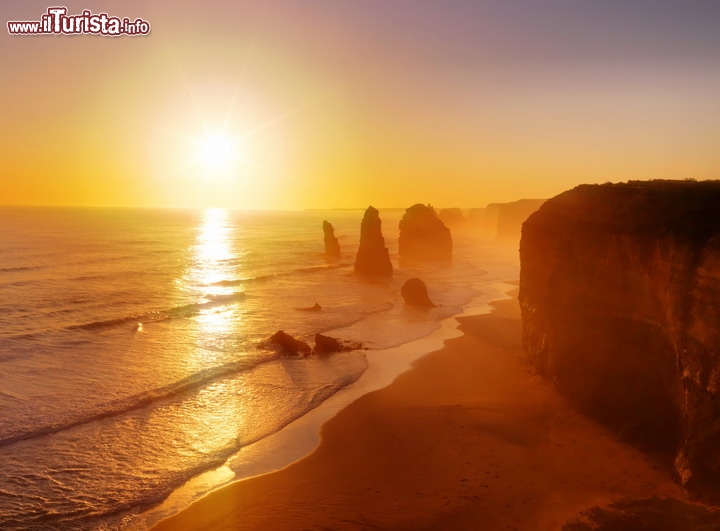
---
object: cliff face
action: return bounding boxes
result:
[519,180,720,496]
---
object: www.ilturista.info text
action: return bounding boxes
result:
[8,7,150,36]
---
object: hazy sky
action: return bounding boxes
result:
[2,1,720,209]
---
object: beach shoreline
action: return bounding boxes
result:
[130,278,517,530]
[150,287,694,531]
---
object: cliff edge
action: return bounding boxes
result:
[519,180,720,497]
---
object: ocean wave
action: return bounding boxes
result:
[0,353,276,449]
[71,292,246,331]
[1,292,246,341]
[211,263,349,287]
[0,269,136,288]
[0,265,42,273]
[0,353,369,531]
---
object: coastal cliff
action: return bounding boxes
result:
[519,180,720,497]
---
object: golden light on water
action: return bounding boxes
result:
[194,208,234,290]
[162,208,249,457]
[196,306,235,336]
[183,208,242,356]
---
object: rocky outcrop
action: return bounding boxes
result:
[323,221,340,256]
[313,334,343,354]
[354,206,393,277]
[297,303,322,312]
[496,199,545,241]
[439,208,465,227]
[267,331,311,356]
[519,180,720,497]
[398,204,452,263]
[266,331,362,356]
[400,278,435,307]
[313,334,363,355]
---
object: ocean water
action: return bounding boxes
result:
[0,206,504,530]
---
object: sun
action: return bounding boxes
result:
[194,132,241,171]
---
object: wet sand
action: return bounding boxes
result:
[153,293,691,531]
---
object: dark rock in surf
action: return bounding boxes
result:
[267,330,311,356]
[401,278,435,307]
[323,220,341,256]
[398,204,452,263]
[297,303,322,312]
[354,206,393,277]
[313,334,344,355]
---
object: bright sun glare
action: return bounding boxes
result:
[195,132,240,171]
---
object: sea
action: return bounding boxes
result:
[0,206,518,530]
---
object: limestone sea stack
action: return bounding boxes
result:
[354,206,393,277]
[519,180,720,497]
[323,220,340,256]
[496,199,545,241]
[398,204,452,263]
[400,278,435,307]
[439,208,465,227]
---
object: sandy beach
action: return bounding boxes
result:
[151,290,710,530]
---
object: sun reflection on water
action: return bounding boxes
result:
[194,208,234,293]
[165,208,250,468]
[182,208,244,360]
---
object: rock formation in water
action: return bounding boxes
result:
[398,204,452,263]
[400,278,435,307]
[323,220,340,256]
[313,334,364,355]
[439,208,465,227]
[354,206,393,277]
[267,331,311,356]
[297,303,322,312]
[313,334,343,354]
[519,180,720,497]
[496,199,545,241]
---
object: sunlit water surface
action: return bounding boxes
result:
[0,207,512,529]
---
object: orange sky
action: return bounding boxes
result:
[2,1,720,209]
